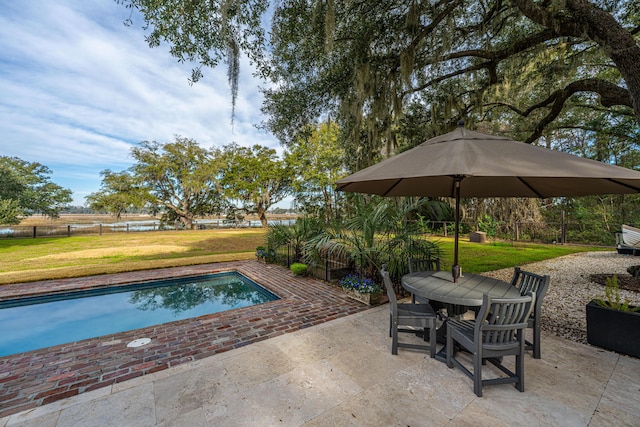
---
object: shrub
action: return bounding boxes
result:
[290,263,308,276]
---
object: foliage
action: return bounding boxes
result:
[339,273,380,294]
[594,275,640,312]
[0,156,72,224]
[304,196,442,282]
[130,136,225,229]
[284,122,347,221]
[86,170,150,220]
[0,199,23,226]
[543,194,640,246]
[265,216,325,262]
[263,0,640,157]
[118,0,640,241]
[289,262,308,275]
[117,0,269,119]
[220,143,292,227]
[477,214,499,239]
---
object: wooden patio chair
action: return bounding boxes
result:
[408,257,441,304]
[381,267,437,357]
[446,292,535,397]
[510,267,550,359]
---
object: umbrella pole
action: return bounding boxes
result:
[452,177,462,283]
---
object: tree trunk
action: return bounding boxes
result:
[183,216,194,230]
[258,210,268,227]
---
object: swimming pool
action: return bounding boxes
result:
[0,271,279,357]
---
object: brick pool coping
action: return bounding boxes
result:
[0,260,370,418]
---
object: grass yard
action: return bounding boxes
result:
[0,228,608,285]
[0,229,267,284]
[432,237,605,273]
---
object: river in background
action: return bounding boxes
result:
[0,216,297,238]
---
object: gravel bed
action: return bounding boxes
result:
[482,251,640,344]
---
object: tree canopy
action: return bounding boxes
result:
[263,0,640,159]
[0,156,72,225]
[284,122,346,220]
[85,170,150,220]
[130,136,225,229]
[220,143,292,226]
[88,137,292,227]
[120,0,640,166]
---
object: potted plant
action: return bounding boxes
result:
[586,275,640,358]
[290,263,308,276]
[339,273,382,305]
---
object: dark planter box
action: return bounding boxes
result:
[586,300,640,358]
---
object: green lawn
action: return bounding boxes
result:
[0,229,267,284]
[0,230,609,285]
[433,237,606,273]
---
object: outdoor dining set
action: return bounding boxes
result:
[332,123,639,398]
[381,259,550,398]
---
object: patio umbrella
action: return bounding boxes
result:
[335,123,640,281]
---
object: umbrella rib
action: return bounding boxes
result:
[607,178,640,192]
[516,178,544,198]
[381,179,403,197]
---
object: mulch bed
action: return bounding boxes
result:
[589,274,640,293]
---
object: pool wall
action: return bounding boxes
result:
[0,260,368,418]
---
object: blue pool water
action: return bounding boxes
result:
[0,272,279,357]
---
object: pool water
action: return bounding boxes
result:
[0,272,279,357]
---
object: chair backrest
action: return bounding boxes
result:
[510,267,550,315]
[475,293,535,346]
[380,267,398,306]
[408,257,441,273]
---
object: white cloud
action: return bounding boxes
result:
[0,0,281,205]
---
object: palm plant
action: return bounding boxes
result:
[304,195,442,283]
[266,216,325,262]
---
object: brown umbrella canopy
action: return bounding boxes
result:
[336,126,640,198]
[336,125,640,281]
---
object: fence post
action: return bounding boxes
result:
[33,226,36,238]
[561,210,566,244]
[99,224,103,235]
[443,222,447,237]
[67,225,71,237]
[514,222,519,241]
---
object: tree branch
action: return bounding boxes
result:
[489,78,633,143]
[512,0,640,124]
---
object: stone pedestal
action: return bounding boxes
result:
[469,231,487,243]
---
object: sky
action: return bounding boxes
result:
[0,1,284,207]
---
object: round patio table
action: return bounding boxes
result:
[401,270,521,361]
[401,270,521,307]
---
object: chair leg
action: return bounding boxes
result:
[429,320,436,358]
[533,321,541,359]
[391,321,399,355]
[473,351,483,397]
[446,327,453,368]
[516,350,525,392]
